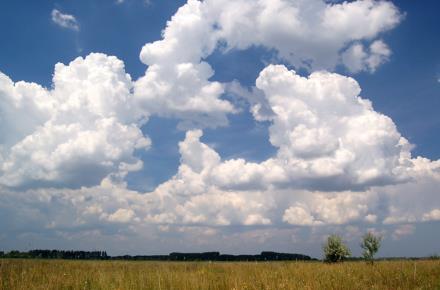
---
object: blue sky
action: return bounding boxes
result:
[0,0,439,257]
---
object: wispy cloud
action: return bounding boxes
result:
[392,225,415,240]
[51,9,79,31]
[116,0,152,6]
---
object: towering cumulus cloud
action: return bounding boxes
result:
[0,54,150,189]
[0,0,439,251]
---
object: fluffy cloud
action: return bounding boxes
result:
[342,40,391,73]
[107,208,136,223]
[134,0,401,129]
[0,53,150,189]
[254,65,415,190]
[0,72,53,147]
[51,9,79,31]
[134,0,235,129]
[282,192,375,226]
[209,0,400,70]
[143,130,274,226]
[210,65,418,192]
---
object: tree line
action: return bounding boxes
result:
[0,250,313,261]
[0,250,109,260]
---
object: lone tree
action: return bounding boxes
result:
[323,234,351,263]
[360,232,382,264]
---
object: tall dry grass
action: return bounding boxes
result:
[1,259,439,289]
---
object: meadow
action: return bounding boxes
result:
[1,259,440,290]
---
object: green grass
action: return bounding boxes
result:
[1,259,440,289]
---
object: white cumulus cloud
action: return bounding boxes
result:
[0,53,150,189]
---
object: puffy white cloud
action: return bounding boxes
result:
[342,40,391,73]
[255,65,416,190]
[211,65,417,192]
[367,40,392,71]
[0,118,148,188]
[210,0,400,70]
[283,206,322,226]
[51,54,140,123]
[134,62,236,129]
[134,0,235,129]
[0,72,53,147]
[179,130,220,173]
[283,192,375,226]
[341,43,368,73]
[51,9,79,31]
[107,208,136,223]
[0,53,150,189]
[143,130,275,226]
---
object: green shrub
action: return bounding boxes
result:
[323,234,351,263]
[361,232,382,263]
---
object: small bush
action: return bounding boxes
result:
[361,232,382,263]
[323,234,351,263]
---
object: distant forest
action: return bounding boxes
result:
[0,250,314,261]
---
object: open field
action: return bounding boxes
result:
[1,259,440,289]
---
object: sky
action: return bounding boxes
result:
[0,0,439,258]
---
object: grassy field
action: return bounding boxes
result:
[1,259,440,289]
